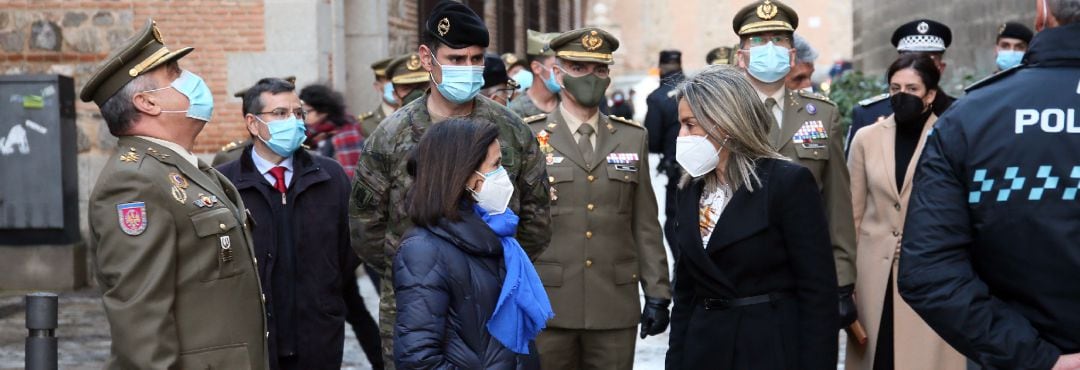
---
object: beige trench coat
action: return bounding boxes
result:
[845,115,965,370]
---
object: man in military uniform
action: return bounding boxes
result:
[82,19,267,369]
[357,57,397,138]
[349,2,550,367]
[705,46,736,65]
[732,0,858,333]
[508,29,562,118]
[644,50,684,252]
[847,19,955,150]
[991,22,1033,73]
[212,76,296,167]
[384,53,429,109]
[525,27,671,370]
[786,34,818,91]
[480,52,520,106]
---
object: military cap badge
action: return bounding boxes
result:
[438,18,451,36]
[757,0,778,20]
[582,31,603,51]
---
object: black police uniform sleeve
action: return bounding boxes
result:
[897,116,1062,369]
[644,89,669,154]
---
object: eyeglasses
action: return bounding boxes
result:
[745,35,793,48]
[494,87,518,101]
[256,108,306,121]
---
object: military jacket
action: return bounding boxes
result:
[526,107,671,330]
[358,105,387,138]
[769,89,857,286]
[89,136,268,369]
[211,138,251,167]
[508,90,547,118]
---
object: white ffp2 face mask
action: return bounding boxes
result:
[675,135,722,178]
[470,166,514,214]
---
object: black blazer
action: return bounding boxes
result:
[665,158,839,370]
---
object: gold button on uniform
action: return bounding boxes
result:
[549,176,555,183]
[587,203,595,211]
[219,223,227,230]
[585,231,593,239]
[623,175,630,180]
[587,175,596,182]
[585,259,593,267]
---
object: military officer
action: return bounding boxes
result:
[81,19,267,369]
[508,29,562,118]
[349,2,551,368]
[212,76,296,167]
[991,22,1033,73]
[732,0,858,332]
[847,19,955,151]
[384,52,429,108]
[358,57,397,138]
[525,27,671,370]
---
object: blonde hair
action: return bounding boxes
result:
[675,65,786,192]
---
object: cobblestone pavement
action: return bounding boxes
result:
[0,157,847,369]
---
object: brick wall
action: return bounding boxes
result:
[0,0,265,154]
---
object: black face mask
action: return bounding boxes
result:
[890,92,931,127]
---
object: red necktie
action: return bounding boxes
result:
[269,166,287,193]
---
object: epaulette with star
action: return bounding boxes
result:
[858,93,890,107]
[220,140,242,152]
[523,113,548,124]
[608,115,641,127]
[798,89,833,103]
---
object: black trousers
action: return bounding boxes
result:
[874,271,895,370]
[343,270,384,369]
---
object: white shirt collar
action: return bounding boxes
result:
[137,136,199,167]
[250,148,294,176]
[756,87,786,108]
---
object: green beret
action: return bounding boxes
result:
[386,53,429,85]
[732,0,799,36]
[548,28,620,65]
[79,18,194,106]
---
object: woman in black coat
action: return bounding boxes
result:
[393,118,552,369]
[665,66,839,370]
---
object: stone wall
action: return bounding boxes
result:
[853,1,1037,94]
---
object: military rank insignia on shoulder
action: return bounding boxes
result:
[523,113,548,124]
[798,90,832,103]
[609,115,640,127]
[220,141,240,151]
[858,93,890,107]
[358,111,375,121]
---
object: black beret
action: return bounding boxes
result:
[891,19,952,52]
[482,53,508,89]
[426,0,489,49]
[659,50,682,64]
[998,22,1033,44]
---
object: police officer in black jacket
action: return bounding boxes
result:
[898,1,1080,368]
[644,50,684,251]
[847,19,956,153]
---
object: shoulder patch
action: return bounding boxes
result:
[358,111,375,121]
[608,115,641,127]
[965,65,1022,93]
[523,113,548,124]
[117,201,148,236]
[858,93,890,107]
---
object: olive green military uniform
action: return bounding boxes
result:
[211,139,251,167]
[530,28,671,370]
[732,0,857,285]
[770,88,856,284]
[509,30,560,118]
[357,107,386,138]
[81,19,268,369]
[350,94,551,368]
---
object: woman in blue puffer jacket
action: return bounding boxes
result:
[393,118,553,369]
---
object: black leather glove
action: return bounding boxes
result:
[838,284,858,328]
[639,297,671,339]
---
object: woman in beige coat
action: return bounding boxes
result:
[845,53,966,370]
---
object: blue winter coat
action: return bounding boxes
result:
[393,206,539,369]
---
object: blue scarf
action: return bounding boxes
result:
[475,205,554,354]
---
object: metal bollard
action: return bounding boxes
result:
[25,292,58,370]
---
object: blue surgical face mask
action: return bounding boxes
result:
[431,56,484,104]
[996,50,1024,70]
[512,69,533,92]
[383,82,398,105]
[543,66,562,93]
[147,70,215,122]
[747,42,792,83]
[255,115,307,157]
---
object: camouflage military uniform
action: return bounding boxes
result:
[349,94,551,367]
[508,91,547,118]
